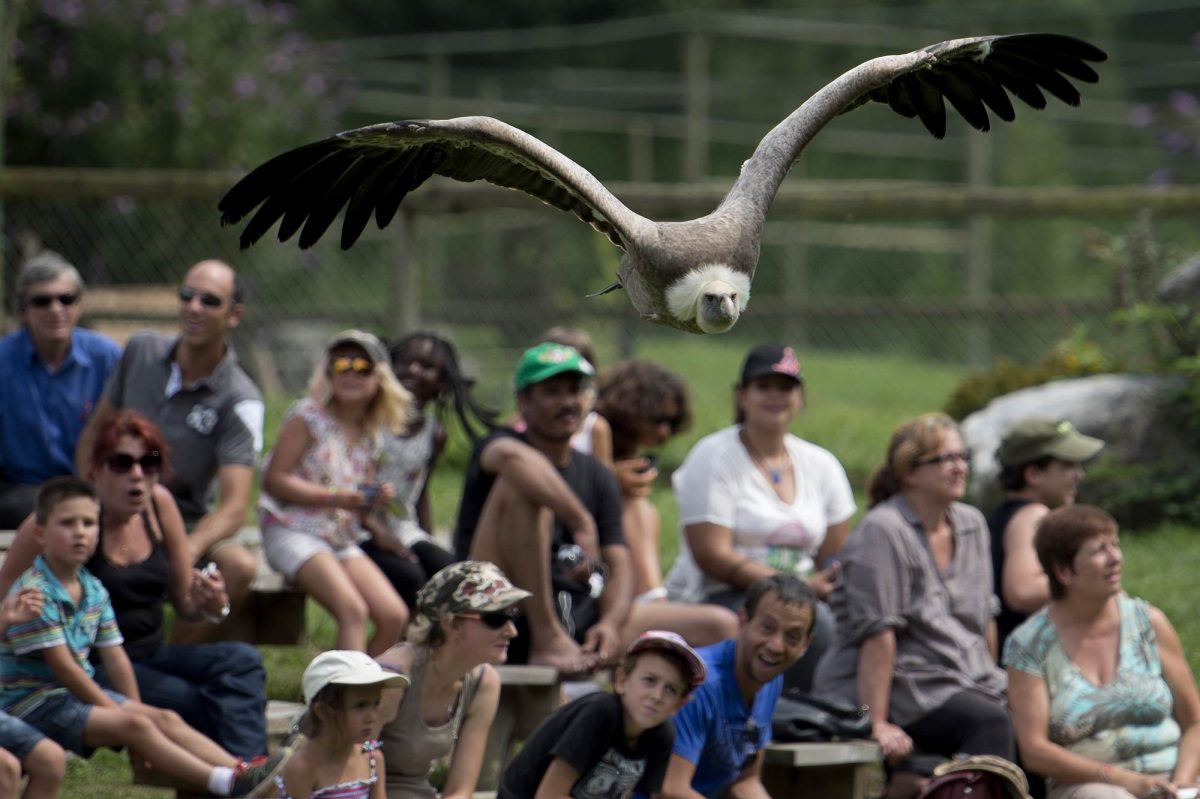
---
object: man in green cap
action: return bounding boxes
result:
[989,417,1105,655]
[452,342,632,676]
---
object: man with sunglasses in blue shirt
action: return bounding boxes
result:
[75,259,263,646]
[0,251,121,528]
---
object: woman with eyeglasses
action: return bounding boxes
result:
[592,359,738,647]
[0,409,269,759]
[259,329,411,655]
[815,413,1012,798]
[375,561,529,799]
[664,343,856,689]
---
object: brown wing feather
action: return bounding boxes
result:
[219,117,652,251]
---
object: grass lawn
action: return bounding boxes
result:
[58,341,1200,796]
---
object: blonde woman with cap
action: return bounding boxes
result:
[989,418,1105,657]
[272,650,410,799]
[375,561,530,799]
[259,329,412,655]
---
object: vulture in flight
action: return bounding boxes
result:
[220,33,1106,334]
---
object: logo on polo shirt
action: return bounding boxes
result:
[186,404,219,435]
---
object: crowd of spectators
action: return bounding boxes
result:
[0,249,1194,799]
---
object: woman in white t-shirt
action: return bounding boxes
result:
[665,343,856,688]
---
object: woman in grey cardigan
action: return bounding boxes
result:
[815,412,1012,793]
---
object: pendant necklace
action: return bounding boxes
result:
[741,431,787,484]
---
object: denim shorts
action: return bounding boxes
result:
[20,688,126,756]
[0,710,46,761]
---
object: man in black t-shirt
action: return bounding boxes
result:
[454,342,632,675]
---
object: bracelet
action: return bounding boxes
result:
[724,556,754,583]
[202,600,231,625]
[325,487,338,507]
[1097,763,1111,784]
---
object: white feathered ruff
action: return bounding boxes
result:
[665,264,752,334]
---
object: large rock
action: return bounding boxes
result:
[961,373,1189,507]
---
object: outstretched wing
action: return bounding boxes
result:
[732,33,1106,211]
[218,117,652,250]
[853,33,1107,138]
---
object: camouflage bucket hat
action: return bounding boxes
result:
[416,560,531,619]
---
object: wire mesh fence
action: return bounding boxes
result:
[2,171,1199,433]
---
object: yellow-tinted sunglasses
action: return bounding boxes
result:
[331,356,374,376]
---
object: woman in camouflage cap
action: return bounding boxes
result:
[376,561,529,798]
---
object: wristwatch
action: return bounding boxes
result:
[203,601,231,624]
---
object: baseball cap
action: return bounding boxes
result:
[514,342,595,392]
[302,650,409,705]
[627,630,707,689]
[416,561,532,619]
[997,418,1105,468]
[327,329,388,366]
[739,344,803,387]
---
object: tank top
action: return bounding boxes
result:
[375,411,437,546]
[85,499,171,661]
[379,646,482,799]
[275,740,380,799]
[259,398,381,548]
[988,497,1035,653]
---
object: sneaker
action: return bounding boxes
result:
[230,747,292,798]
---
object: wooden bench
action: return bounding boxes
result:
[478,665,567,790]
[217,527,307,647]
[762,740,883,799]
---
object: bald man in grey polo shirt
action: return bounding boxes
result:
[77,259,263,644]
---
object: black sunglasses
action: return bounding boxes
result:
[28,292,79,308]
[178,285,225,308]
[458,608,519,629]
[106,451,163,475]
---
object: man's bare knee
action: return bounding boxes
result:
[215,544,257,591]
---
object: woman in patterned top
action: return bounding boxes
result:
[273,650,409,799]
[259,330,411,654]
[1005,505,1200,799]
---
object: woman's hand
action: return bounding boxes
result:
[1119,772,1179,798]
[871,720,913,762]
[613,458,657,498]
[189,565,229,617]
[809,561,841,600]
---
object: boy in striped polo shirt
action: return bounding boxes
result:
[0,477,285,796]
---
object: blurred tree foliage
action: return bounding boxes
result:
[5,0,349,168]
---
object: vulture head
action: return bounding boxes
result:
[665,264,751,334]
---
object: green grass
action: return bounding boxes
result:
[59,343,1200,796]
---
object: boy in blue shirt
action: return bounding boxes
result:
[0,477,286,796]
[656,575,816,799]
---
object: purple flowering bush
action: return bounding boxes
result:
[1127,32,1200,186]
[6,0,351,168]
